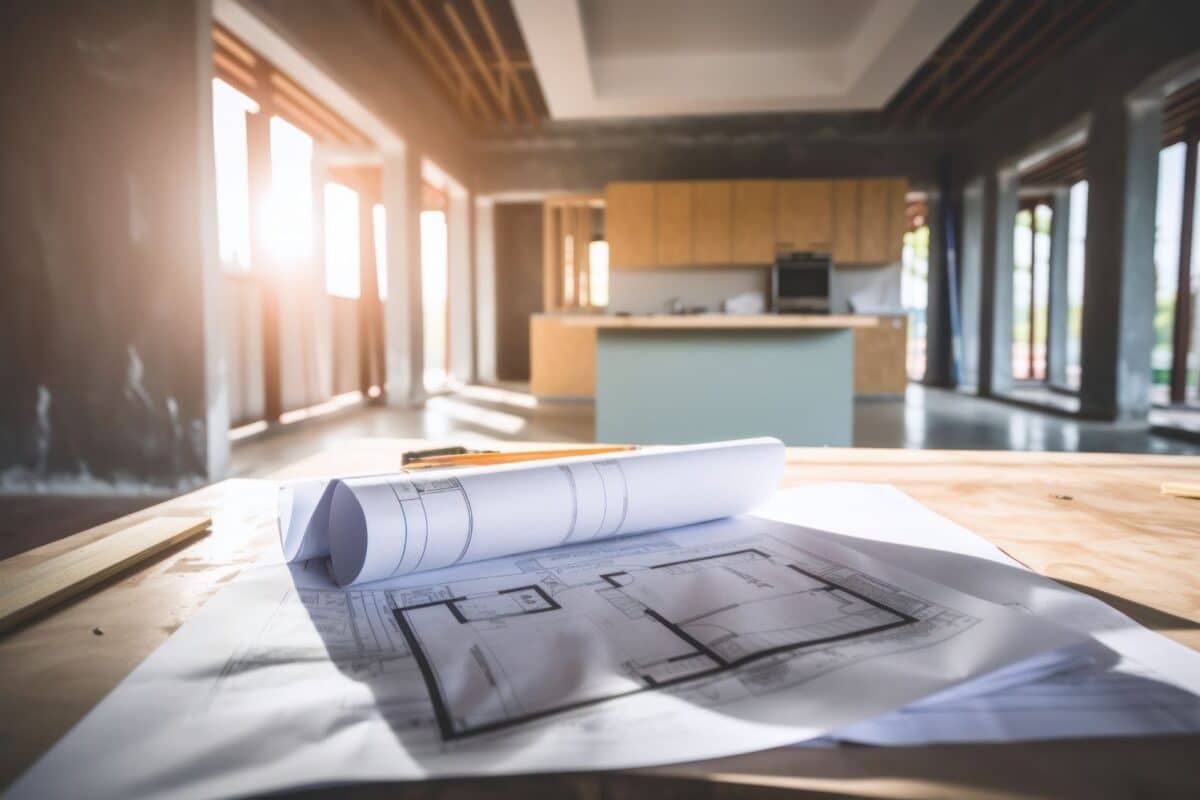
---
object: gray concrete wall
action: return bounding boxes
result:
[0,0,223,490]
[474,113,947,194]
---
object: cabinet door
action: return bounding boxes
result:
[691,181,732,264]
[655,182,693,266]
[886,179,909,264]
[776,180,832,253]
[831,179,859,264]
[605,182,656,268]
[857,179,893,264]
[731,180,777,264]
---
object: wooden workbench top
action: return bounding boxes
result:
[2,441,1199,798]
[542,313,879,329]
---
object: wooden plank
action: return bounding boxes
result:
[831,179,859,263]
[776,180,833,253]
[0,517,211,634]
[605,182,657,268]
[731,180,777,264]
[654,183,693,266]
[857,178,893,264]
[691,181,732,264]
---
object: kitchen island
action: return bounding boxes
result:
[556,314,876,446]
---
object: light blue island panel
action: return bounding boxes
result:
[595,328,853,446]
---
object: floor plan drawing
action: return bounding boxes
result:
[219,525,983,744]
[12,512,1095,800]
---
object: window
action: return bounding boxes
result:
[323,183,360,299]
[901,212,929,382]
[588,238,610,307]
[372,203,387,300]
[421,209,449,392]
[211,79,258,271]
[1010,203,1052,381]
[1065,181,1088,390]
[267,116,314,267]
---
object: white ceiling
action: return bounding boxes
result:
[511,0,978,120]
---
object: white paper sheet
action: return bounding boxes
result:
[10,511,1092,799]
[752,484,1200,744]
[279,438,787,585]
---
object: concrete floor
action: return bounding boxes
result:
[4,382,1196,559]
[230,382,1200,477]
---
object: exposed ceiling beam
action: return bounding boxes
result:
[377,0,478,124]
[409,0,496,125]
[953,0,1117,119]
[926,0,1048,116]
[891,0,1014,118]
[472,0,538,127]
[443,1,515,125]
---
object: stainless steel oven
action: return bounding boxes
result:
[771,251,832,313]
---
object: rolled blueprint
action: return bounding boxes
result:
[278,437,785,586]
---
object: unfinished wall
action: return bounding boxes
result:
[243,0,474,183]
[474,112,947,194]
[0,0,222,490]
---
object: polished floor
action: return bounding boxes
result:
[230,382,1200,478]
[5,383,1197,559]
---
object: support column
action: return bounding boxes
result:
[381,145,425,406]
[447,187,474,384]
[1046,186,1072,389]
[978,169,1018,396]
[922,192,953,387]
[958,179,985,392]
[474,199,498,384]
[1078,95,1163,420]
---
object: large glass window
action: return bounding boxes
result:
[323,183,360,299]
[211,79,258,271]
[421,209,449,392]
[1065,181,1088,390]
[1011,203,1052,381]
[267,116,314,267]
[901,223,929,381]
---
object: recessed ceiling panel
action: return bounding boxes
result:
[512,0,977,119]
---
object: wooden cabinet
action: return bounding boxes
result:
[691,181,732,264]
[731,180,777,264]
[831,177,908,266]
[832,179,859,263]
[776,180,832,253]
[854,315,908,396]
[605,182,656,268]
[655,183,692,266]
[605,177,906,269]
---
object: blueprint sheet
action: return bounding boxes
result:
[10,513,1090,799]
[753,484,1200,744]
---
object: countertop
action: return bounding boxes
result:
[543,313,878,329]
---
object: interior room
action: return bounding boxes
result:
[2,1,1199,797]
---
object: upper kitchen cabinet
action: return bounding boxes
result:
[731,181,777,264]
[776,180,832,254]
[691,181,733,264]
[605,182,657,268]
[655,182,693,266]
[831,178,908,266]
